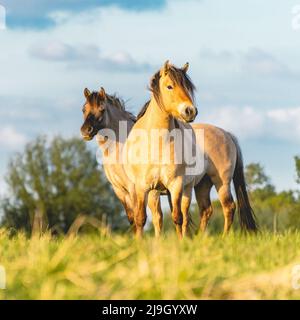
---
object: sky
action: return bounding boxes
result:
[0,0,300,195]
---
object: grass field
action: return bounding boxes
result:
[1,228,300,300]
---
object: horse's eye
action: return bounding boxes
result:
[167,85,173,90]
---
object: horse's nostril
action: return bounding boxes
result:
[185,107,193,117]
[87,126,93,134]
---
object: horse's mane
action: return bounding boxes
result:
[136,100,150,120]
[88,91,136,122]
[137,65,196,120]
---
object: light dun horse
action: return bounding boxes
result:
[133,61,257,235]
[123,61,203,238]
[190,124,257,234]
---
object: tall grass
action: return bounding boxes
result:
[1,228,300,299]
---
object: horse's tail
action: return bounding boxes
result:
[229,133,258,232]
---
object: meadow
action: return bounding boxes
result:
[1,228,300,300]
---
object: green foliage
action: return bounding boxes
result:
[0,136,126,234]
[295,156,300,185]
[245,162,272,191]
[241,161,299,232]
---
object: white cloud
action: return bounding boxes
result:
[241,48,294,78]
[30,41,74,61]
[199,48,235,61]
[201,106,300,142]
[30,40,153,72]
[199,47,297,79]
[267,107,300,140]
[267,107,300,123]
[201,106,264,139]
[0,126,27,150]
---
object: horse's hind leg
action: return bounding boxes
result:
[195,175,213,232]
[148,190,163,237]
[217,183,236,235]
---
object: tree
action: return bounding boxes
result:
[245,163,270,189]
[245,162,278,231]
[267,191,297,233]
[295,156,300,185]
[0,136,126,234]
[245,163,276,200]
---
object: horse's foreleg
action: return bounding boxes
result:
[113,188,135,227]
[169,181,184,239]
[181,184,193,238]
[148,190,163,237]
[122,199,136,234]
[134,188,148,239]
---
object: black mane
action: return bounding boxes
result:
[88,91,136,122]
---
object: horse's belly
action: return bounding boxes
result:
[126,165,175,191]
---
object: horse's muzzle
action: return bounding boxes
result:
[181,106,197,122]
[81,125,96,141]
[82,134,93,141]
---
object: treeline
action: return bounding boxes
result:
[0,136,127,234]
[0,135,299,234]
[244,162,300,232]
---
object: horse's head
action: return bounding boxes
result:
[80,87,108,141]
[152,60,197,122]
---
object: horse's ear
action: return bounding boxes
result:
[99,87,106,99]
[84,88,91,99]
[182,62,189,73]
[149,74,157,89]
[161,60,170,76]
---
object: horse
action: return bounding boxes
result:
[191,124,257,234]
[133,62,257,236]
[144,123,258,235]
[80,87,137,226]
[122,61,204,238]
[80,87,166,236]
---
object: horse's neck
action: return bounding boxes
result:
[97,106,135,154]
[144,99,174,129]
[111,108,135,137]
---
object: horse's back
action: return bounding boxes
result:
[192,123,237,184]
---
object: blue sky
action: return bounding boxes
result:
[1,0,166,28]
[0,0,300,195]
